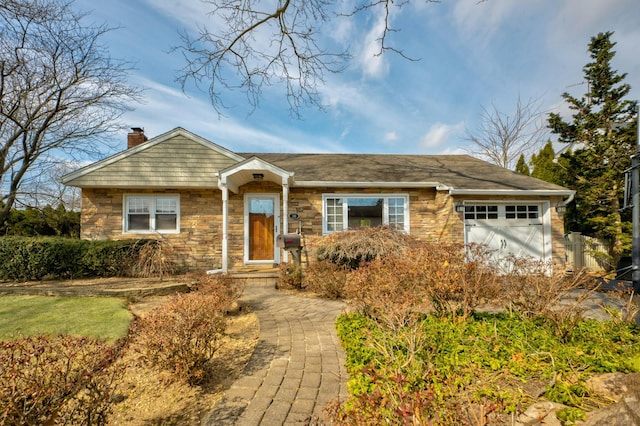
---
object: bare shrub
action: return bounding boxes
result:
[135,293,227,385]
[344,252,431,329]
[421,242,500,319]
[278,262,304,289]
[304,260,350,299]
[191,271,245,310]
[316,226,418,269]
[502,257,596,318]
[599,287,640,324]
[129,240,176,278]
[0,335,125,425]
[345,242,501,324]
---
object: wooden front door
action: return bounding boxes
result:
[246,195,279,262]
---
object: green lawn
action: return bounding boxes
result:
[0,295,132,342]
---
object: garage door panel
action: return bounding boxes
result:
[464,204,546,265]
[507,223,544,259]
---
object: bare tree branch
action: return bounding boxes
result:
[174,0,439,116]
[0,0,143,225]
[465,96,546,170]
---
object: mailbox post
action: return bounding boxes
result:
[277,233,303,265]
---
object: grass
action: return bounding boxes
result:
[0,295,132,342]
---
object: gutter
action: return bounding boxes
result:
[447,188,575,198]
[293,181,444,188]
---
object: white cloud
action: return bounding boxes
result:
[141,0,215,30]
[451,0,520,42]
[121,76,331,153]
[420,122,465,150]
[357,10,390,78]
[384,131,398,142]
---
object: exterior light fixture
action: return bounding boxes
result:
[252,173,264,181]
[454,201,465,213]
[555,203,567,214]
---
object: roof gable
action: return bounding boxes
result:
[63,128,245,188]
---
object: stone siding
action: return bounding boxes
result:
[81,188,222,270]
[81,185,568,271]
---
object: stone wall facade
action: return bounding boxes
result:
[81,184,568,271]
[81,188,222,270]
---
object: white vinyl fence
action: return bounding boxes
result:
[564,232,612,272]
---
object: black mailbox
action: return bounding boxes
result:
[276,233,302,248]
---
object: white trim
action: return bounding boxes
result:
[217,156,294,194]
[541,200,552,263]
[448,188,575,197]
[296,181,443,188]
[321,193,410,235]
[62,127,245,184]
[221,184,229,272]
[122,193,180,234]
[219,156,293,181]
[244,193,280,264]
[282,183,289,263]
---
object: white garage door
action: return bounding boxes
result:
[464,204,545,268]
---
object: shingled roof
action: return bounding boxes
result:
[243,153,570,193]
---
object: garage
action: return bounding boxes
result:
[463,203,552,268]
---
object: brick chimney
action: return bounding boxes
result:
[127,127,147,149]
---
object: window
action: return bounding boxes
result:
[124,195,179,233]
[463,203,542,221]
[505,205,539,219]
[323,195,408,234]
[464,205,499,220]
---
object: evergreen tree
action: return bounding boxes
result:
[548,31,637,259]
[515,154,531,175]
[530,140,565,186]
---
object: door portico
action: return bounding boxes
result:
[217,157,294,272]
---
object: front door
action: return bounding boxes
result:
[245,194,280,263]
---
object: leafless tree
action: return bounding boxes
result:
[0,0,142,226]
[17,158,82,211]
[465,97,546,170]
[174,0,437,117]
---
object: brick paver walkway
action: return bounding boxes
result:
[203,282,349,425]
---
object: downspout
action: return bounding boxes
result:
[560,191,575,207]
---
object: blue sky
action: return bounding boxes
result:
[75,0,640,158]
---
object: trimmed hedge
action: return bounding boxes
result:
[0,237,153,280]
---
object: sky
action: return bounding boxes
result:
[74,0,640,159]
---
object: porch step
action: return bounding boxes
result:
[230,269,279,287]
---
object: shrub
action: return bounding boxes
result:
[0,236,88,280]
[344,241,501,324]
[420,242,500,319]
[278,262,304,289]
[192,271,245,309]
[304,260,350,299]
[0,335,125,425]
[345,251,432,328]
[315,226,418,269]
[135,292,228,385]
[502,257,597,319]
[0,237,172,280]
[128,240,177,278]
[80,239,143,277]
